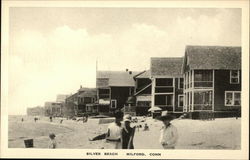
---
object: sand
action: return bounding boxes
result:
[8,115,241,149]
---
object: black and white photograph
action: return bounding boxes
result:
[1,0,249,159]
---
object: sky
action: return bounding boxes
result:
[8,8,241,115]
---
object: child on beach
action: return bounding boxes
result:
[121,114,136,149]
[48,133,57,149]
[143,123,149,131]
[157,111,178,149]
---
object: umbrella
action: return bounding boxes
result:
[148,106,162,112]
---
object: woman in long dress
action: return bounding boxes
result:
[121,114,135,149]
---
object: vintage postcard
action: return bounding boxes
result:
[1,0,249,159]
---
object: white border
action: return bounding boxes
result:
[1,0,249,159]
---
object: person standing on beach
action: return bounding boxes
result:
[89,110,123,149]
[48,133,57,149]
[157,111,178,149]
[121,114,135,149]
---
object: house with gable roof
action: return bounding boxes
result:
[96,70,139,115]
[182,45,241,118]
[150,57,184,114]
[64,87,97,117]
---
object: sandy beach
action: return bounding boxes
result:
[8,115,241,149]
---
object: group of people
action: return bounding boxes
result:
[89,110,179,149]
[46,110,179,149]
[88,111,135,149]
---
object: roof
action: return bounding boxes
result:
[97,71,139,87]
[65,92,78,101]
[184,46,241,71]
[78,88,96,97]
[134,70,151,79]
[151,57,183,77]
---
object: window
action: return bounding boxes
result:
[84,97,92,103]
[230,70,240,84]
[155,95,173,106]
[178,78,184,89]
[225,91,241,106]
[194,70,212,81]
[193,91,213,110]
[194,70,213,87]
[111,99,117,108]
[129,87,134,96]
[178,95,184,107]
[156,78,173,86]
[155,78,173,93]
[99,89,110,99]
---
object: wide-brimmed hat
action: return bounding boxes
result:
[123,114,132,122]
[156,111,174,121]
[49,133,56,138]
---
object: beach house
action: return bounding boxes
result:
[182,46,241,118]
[150,57,184,114]
[96,70,138,115]
[44,102,63,117]
[64,87,96,117]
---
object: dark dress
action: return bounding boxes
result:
[121,126,135,149]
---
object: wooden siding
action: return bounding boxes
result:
[174,78,184,112]
[111,87,132,110]
[214,70,241,111]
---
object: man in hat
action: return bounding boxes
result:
[157,111,178,149]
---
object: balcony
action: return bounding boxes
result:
[155,87,173,93]
[194,81,213,88]
[99,94,110,99]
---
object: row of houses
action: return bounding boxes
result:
[27,45,241,118]
[92,45,241,118]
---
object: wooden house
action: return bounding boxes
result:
[44,101,63,117]
[150,57,184,114]
[96,71,138,115]
[182,46,241,118]
[64,88,96,117]
[133,70,152,116]
[78,88,97,114]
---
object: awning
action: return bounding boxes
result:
[99,99,110,105]
[148,106,162,112]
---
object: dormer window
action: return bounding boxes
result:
[230,70,240,84]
